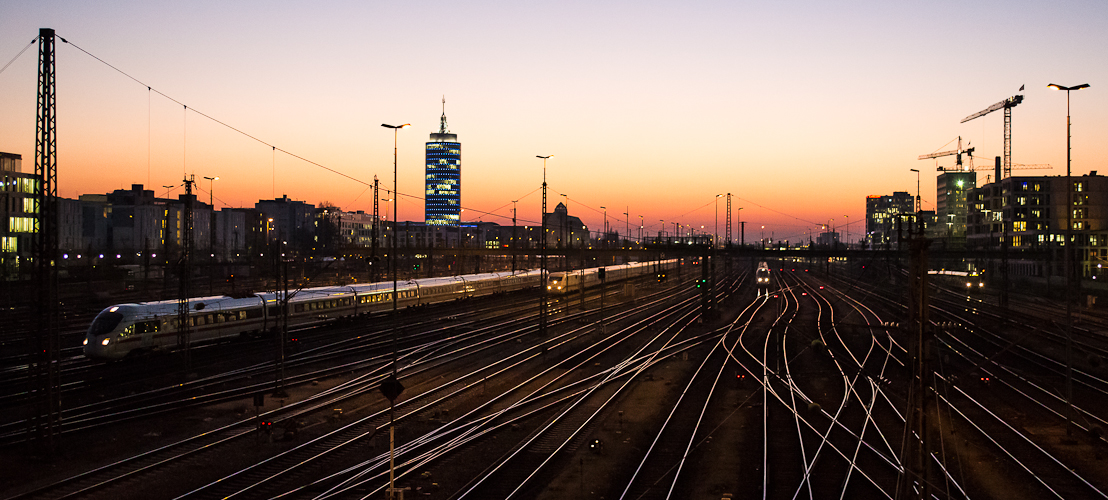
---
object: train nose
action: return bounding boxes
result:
[83,336,111,359]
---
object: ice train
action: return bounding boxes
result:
[85,260,673,360]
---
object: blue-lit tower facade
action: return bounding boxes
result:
[425,103,461,226]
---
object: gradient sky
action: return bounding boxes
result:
[1,0,1106,243]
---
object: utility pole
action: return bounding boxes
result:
[726,193,732,246]
[178,175,195,373]
[275,250,288,398]
[372,176,379,282]
[898,222,933,500]
[538,155,552,338]
[511,200,518,273]
[31,27,60,451]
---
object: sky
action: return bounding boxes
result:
[1,0,1106,243]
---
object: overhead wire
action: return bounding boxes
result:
[59,37,373,188]
[0,38,35,77]
[61,35,544,225]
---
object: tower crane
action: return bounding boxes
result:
[919,136,974,172]
[961,89,1024,179]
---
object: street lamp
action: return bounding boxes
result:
[202,175,219,293]
[537,155,553,340]
[638,215,643,244]
[1048,82,1089,434]
[843,214,849,250]
[715,194,723,248]
[737,207,744,247]
[202,176,219,207]
[380,122,408,500]
[600,206,607,248]
[560,194,569,250]
[909,168,921,212]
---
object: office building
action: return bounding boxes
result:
[865,191,915,246]
[425,101,461,226]
[936,171,976,247]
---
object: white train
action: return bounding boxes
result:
[84,260,674,360]
[547,259,677,295]
[83,269,543,361]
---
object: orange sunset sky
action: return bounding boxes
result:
[1,1,1106,243]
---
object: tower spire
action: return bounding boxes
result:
[438,96,449,134]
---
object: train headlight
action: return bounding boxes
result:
[979,282,984,287]
[83,338,88,346]
[966,282,972,288]
[101,338,110,346]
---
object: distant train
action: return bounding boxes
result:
[84,269,544,361]
[928,270,985,293]
[755,262,772,295]
[546,260,677,295]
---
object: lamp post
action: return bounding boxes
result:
[638,215,643,245]
[843,214,849,250]
[912,168,921,211]
[715,194,722,249]
[560,194,569,252]
[202,176,219,293]
[537,155,553,339]
[380,122,408,500]
[624,207,629,248]
[600,206,606,248]
[511,200,518,273]
[910,168,921,236]
[1049,82,1089,434]
[737,207,744,247]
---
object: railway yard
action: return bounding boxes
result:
[3,257,1108,499]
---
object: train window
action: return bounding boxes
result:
[88,310,124,337]
[245,308,261,319]
[295,304,305,313]
[121,324,136,338]
[215,314,224,323]
[133,320,160,334]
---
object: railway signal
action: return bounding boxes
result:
[380,374,404,402]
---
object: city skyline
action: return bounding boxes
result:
[1,1,1106,243]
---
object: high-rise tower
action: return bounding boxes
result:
[425,98,461,226]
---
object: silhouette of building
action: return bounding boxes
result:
[865,191,914,246]
[425,99,461,226]
[543,202,589,248]
[256,195,315,250]
[967,172,1108,279]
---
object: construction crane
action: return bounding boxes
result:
[919,136,974,172]
[961,89,1024,179]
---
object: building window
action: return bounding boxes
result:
[9,216,34,233]
[1,236,16,252]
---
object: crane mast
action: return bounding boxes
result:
[961,93,1024,179]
